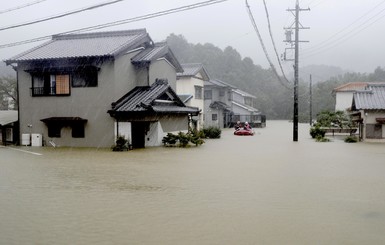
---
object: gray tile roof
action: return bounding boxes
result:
[209,101,231,111]
[353,84,385,110]
[205,79,236,88]
[131,42,183,72]
[233,88,256,99]
[108,79,199,116]
[177,63,210,81]
[6,29,151,63]
[232,101,259,113]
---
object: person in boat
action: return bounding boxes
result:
[234,121,242,131]
[244,122,252,131]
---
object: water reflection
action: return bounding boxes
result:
[1,121,385,244]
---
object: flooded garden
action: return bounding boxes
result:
[1,120,385,244]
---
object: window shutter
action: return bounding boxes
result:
[56,75,70,94]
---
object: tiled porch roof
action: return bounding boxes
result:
[108,79,199,117]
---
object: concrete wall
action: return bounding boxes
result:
[149,59,177,91]
[176,75,204,129]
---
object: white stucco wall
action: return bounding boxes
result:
[149,59,177,91]
[335,92,354,111]
[176,75,204,129]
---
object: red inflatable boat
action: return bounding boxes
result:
[234,129,254,136]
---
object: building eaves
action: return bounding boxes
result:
[233,89,256,99]
[108,80,198,116]
[205,79,236,88]
[177,63,210,81]
[131,42,183,72]
[232,101,259,113]
[0,110,18,126]
[209,101,231,111]
[333,82,368,92]
[5,29,152,64]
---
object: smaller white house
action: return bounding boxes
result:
[177,63,210,130]
[333,82,369,111]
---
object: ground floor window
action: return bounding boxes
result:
[212,114,217,121]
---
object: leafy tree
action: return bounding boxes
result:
[369,66,385,81]
[0,76,17,110]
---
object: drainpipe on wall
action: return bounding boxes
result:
[13,65,20,145]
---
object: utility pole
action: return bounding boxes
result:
[284,0,309,142]
[309,74,312,125]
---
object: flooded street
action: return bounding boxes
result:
[1,120,385,244]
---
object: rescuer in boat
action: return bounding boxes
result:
[234,121,242,131]
[244,122,252,131]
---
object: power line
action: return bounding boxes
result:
[245,0,292,90]
[262,0,291,84]
[0,0,48,14]
[0,0,229,49]
[0,0,125,31]
[302,3,385,58]
[302,0,385,55]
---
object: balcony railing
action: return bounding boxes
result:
[31,87,70,96]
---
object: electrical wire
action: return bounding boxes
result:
[245,0,292,90]
[302,4,385,58]
[0,0,229,49]
[0,0,125,31]
[262,0,291,84]
[0,0,48,14]
[302,0,385,55]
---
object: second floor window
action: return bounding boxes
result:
[195,86,203,99]
[227,90,232,101]
[204,90,212,100]
[32,74,70,96]
[30,66,98,96]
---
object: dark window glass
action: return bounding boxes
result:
[72,67,98,87]
[204,90,212,100]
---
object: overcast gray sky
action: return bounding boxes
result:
[1,0,385,74]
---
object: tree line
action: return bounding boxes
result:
[166,33,385,120]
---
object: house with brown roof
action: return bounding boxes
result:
[5,29,198,148]
[333,82,369,111]
[176,63,210,130]
[351,84,385,142]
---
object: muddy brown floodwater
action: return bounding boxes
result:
[1,121,385,244]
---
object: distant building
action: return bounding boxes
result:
[351,84,385,142]
[177,63,210,130]
[204,79,263,128]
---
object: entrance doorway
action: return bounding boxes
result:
[131,122,149,148]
